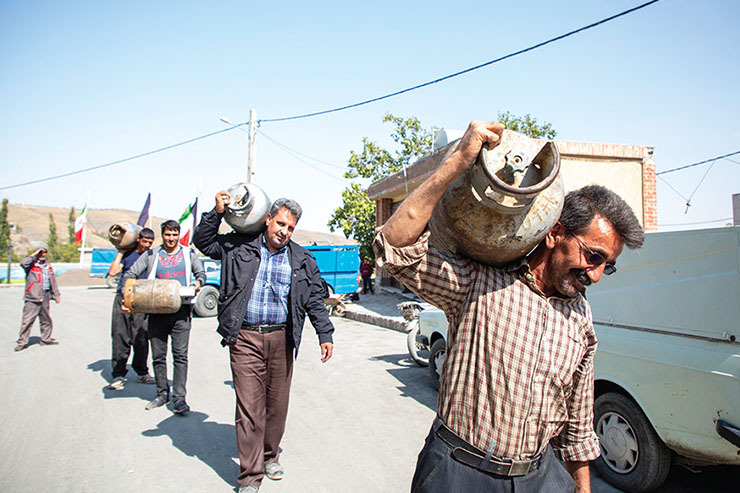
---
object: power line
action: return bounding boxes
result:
[258,0,661,124]
[659,217,732,227]
[656,150,740,175]
[0,1,661,191]
[257,130,350,184]
[0,125,245,192]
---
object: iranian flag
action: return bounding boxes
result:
[178,198,198,246]
[74,203,87,243]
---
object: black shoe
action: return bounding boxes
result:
[40,339,60,346]
[14,344,27,352]
[145,394,169,410]
[172,399,190,414]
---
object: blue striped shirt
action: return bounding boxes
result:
[243,237,292,324]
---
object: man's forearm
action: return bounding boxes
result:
[564,460,590,493]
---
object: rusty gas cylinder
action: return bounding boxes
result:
[428,129,563,266]
[122,278,195,314]
[109,223,143,250]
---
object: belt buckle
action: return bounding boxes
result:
[505,458,532,477]
[256,326,267,334]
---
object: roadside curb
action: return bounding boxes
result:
[341,308,407,333]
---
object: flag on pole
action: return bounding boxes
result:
[136,193,151,227]
[178,198,198,246]
[74,202,87,243]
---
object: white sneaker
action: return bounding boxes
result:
[108,377,126,390]
[264,461,283,480]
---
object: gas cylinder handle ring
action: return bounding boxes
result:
[478,141,560,196]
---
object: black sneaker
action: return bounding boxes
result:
[172,399,190,414]
[145,394,169,410]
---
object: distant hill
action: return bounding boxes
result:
[6,203,355,255]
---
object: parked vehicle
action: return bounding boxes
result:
[304,244,360,296]
[587,227,740,492]
[398,227,740,492]
[401,301,448,389]
[90,248,118,288]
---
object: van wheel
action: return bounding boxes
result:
[193,286,219,317]
[428,338,446,390]
[594,392,671,492]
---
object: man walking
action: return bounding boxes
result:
[107,228,156,390]
[194,195,334,493]
[15,246,61,351]
[124,220,205,414]
[375,121,644,492]
[360,257,374,294]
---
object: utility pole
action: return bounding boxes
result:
[247,108,257,183]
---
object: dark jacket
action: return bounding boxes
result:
[193,208,334,355]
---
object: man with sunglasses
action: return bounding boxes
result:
[375,121,644,492]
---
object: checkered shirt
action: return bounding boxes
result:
[374,230,600,462]
[243,237,292,325]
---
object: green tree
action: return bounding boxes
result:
[0,199,10,256]
[67,206,76,243]
[497,111,557,139]
[47,213,59,261]
[328,114,435,259]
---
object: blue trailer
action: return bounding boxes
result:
[90,248,119,288]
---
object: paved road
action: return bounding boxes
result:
[0,286,734,492]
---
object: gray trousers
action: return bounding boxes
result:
[411,419,576,493]
[17,291,54,345]
[111,292,149,378]
[230,327,294,487]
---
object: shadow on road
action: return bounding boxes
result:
[142,411,238,486]
[370,353,438,411]
[87,359,156,401]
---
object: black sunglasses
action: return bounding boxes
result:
[570,234,617,275]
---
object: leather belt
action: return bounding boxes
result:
[436,422,542,477]
[241,323,286,334]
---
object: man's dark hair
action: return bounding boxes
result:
[559,185,644,249]
[270,198,303,222]
[160,220,180,235]
[139,227,155,240]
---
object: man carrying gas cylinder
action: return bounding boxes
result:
[375,121,644,492]
[124,220,205,414]
[106,227,156,391]
[194,194,334,493]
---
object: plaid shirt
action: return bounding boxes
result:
[243,237,292,324]
[374,230,600,462]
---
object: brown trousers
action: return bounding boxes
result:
[17,291,54,345]
[230,327,294,487]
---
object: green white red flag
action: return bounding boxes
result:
[74,202,87,243]
[178,198,198,246]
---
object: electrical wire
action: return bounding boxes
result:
[0,0,661,191]
[656,150,740,175]
[0,125,246,192]
[257,130,350,184]
[256,131,346,169]
[258,0,661,124]
[659,217,732,227]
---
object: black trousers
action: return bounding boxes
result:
[362,275,373,294]
[148,305,192,401]
[111,292,149,378]
[411,419,576,493]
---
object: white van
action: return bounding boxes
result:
[587,226,740,492]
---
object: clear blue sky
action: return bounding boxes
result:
[1,0,738,234]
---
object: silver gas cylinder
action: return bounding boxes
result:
[428,129,564,266]
[223,182,272,235]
